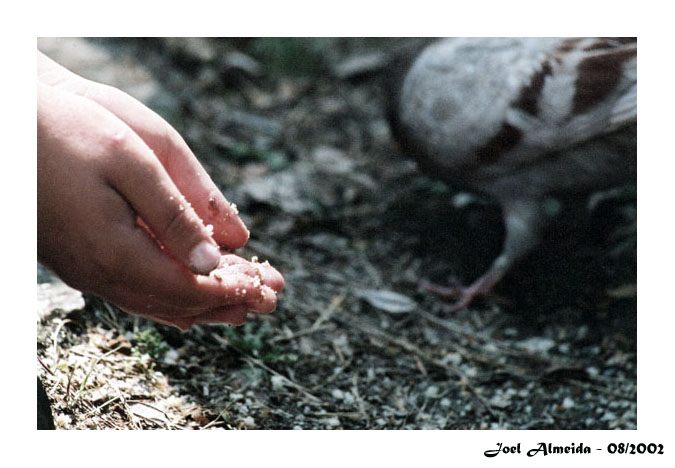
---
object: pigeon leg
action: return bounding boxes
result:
[423,198,547,312]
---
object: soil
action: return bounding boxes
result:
[37,38,637,430]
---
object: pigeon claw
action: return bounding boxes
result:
[419,276,509,312]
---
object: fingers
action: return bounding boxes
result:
[101,125,226,275]
[100,95,250,250]
[40,80,221,276]
[151,129,250,250]
[217,254,286,292]
[131,303,250,331]
[39,54,251,250]
[38,52,285,332]
[89,85,250,249]
[160,292,277,330]
[179,306,250,329]
[100,197,281,307]
[99,233,281,330]
[111,277,277,331]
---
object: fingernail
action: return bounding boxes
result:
[189,241,221,275]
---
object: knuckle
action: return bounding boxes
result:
[98,127,146,177]
[158,203,203,247]
[102,126,134,154]
[158,123,187,162]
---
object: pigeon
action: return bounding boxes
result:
[388,37,636,311]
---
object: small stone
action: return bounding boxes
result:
[37,280,85,320]
[424,385,439,398]
[517,337,556,354]
[164,395,184,409]
[54,413,72,428]
[162,349,180,365]
[270,375,285,390]
[324,416,341,427]
[442,352,462,366]
[586,366,600,377]
[562,397,575,409]
[489,393,511,409]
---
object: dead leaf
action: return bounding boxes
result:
[354,289,417,314]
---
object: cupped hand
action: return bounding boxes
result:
[37,51,283,330]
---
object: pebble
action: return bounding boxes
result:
[517,337,556,354]
[164,395,184,409]
[162,349,180,365]
[37,281,85,320]
[490,394,512,409]
[441,352,462,366]
[324,416,341,427]
[424,385,439,399]
[461,365,478,378]
[54,413,72,428]
[270,375,286,390]
[483,342,499,353]
[586,366,600,377]
[503,327,519,337]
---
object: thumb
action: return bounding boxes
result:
[104,126,221,275]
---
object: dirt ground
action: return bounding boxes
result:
[37,38,637,430]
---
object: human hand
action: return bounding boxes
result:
[37,51,283,330]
